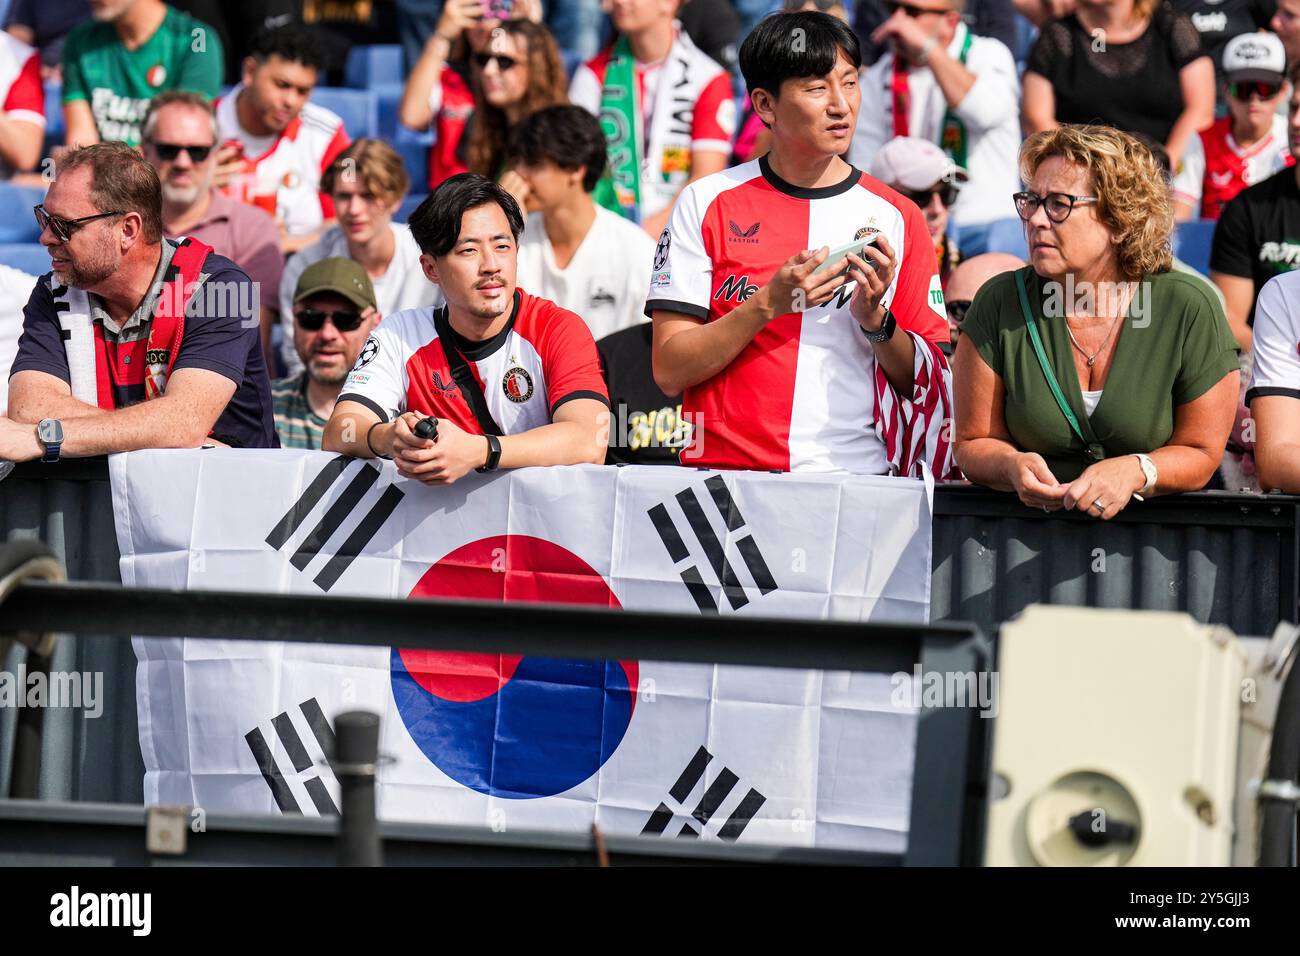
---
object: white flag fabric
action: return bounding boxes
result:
[111,450,934,852]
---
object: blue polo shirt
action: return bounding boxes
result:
[10,242,278,449]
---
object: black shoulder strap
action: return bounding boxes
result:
[438,307,504,436]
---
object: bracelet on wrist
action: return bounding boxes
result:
[366,421,392,460]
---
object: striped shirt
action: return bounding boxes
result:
[272,373,328,450]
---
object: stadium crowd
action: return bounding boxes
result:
[0,0,1298,508]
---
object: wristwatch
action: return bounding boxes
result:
[859,309,897,343]
[1133,453,1157,498]
[37,419,63,463]
[477,434,502,473]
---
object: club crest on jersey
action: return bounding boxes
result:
[654,229,671,270]
[355,336,379,369]
[854,226,879,242]
[502,366,534,403]
[282,171,301,190]
[146,64,167,88]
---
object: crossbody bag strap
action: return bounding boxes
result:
[440,311,504,437]
[1015,270,1091,451]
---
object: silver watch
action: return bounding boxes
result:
[1134,453,1157,497]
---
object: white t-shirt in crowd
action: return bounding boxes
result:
[0,264,35,414]
[1248,268,1300,406]
[516,206,656,342]
[280,221,443,376]
[849,23,1022,228]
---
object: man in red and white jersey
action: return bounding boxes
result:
[648,10,953,478]
[324,174,610,484]
[213,25,350,253]
[569,0,735,239]
[1173,31,1295,221]
[0,30,44,176]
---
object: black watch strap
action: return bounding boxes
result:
[476,434,502,473]
[859,308,897,343]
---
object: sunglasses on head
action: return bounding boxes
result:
[902,183,960,208]
[473,52,518,71]
[150,142,215,162]
[1228,80,1283,101]
[783,0,841,10]
[33,203,124,243]
[295,307,367,332]
[885,0,949,16]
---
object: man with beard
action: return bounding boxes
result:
[323,173,609,484]
[143,92,284,370]
[273,258,379,450]
[0,142,276,462]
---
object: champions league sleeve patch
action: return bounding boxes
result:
[354,336,380,370]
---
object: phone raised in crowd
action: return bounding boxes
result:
[481,0,515,18]
[812,234,880,276]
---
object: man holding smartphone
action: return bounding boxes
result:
[647,11,954,477]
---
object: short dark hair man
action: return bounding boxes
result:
[274,258,380,450]
[214,24,350,253]
[647,11,953,477]
[0,142,277,462]
[323,173,609,484]
[510,105,656,342]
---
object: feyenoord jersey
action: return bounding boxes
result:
[338,289,609,435]
[216,86,351,236]
[645,156,952,475]
[1173,114,1295,219]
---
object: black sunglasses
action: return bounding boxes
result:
[150,142,215,162]
[473,53,518,71]
[902,183,960,208]
[1228,80,1283,101]
[946,299,972,324]
[1012,190,1099,224]
[34,203,124,243]
[295,307,367,332]
[885,0,949,16]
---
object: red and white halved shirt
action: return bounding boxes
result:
[338,288,609,435]
[215,85,351,236]
[0,32,43,178]
[645,156,954,477]
[1172,114,1295,220]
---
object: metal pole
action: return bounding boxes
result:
[335,710,381,867]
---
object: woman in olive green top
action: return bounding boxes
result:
[954,125,1239,519]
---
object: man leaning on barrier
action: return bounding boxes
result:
[0,142,278,464]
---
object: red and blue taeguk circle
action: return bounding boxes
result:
[390,535,638,799]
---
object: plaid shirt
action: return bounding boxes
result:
[271,373,328,450]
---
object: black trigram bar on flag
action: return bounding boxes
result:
[648,474,778,613]
[641,746,766,841]
[265,455,404,591]
[245,697,339,816]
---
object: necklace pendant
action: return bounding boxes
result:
[1087,356,1096,367]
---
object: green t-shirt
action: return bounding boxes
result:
[962,267,1239,482]
[62,8,224,146]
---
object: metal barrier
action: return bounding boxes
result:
[1,459,1297,807]
[1,577,993,866]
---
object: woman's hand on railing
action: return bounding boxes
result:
[1062,456,1146,521]
[1008,452,1067,512]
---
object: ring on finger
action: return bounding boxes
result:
[1090,499,1106,514]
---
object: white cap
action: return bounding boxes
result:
[869,136,969,192]
[1223,31,1287,84]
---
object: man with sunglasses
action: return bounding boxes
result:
[870,136,967,291]
[848,0,1020,255]
[1212,58,1300,351]
[143,92,285,371]
[272,258,380,450]
[1173,32,1294,221]
[1,142,276,463]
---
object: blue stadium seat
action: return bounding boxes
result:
[44,82,63,138]
[394,125,432,194]
[981,217,1029,259]
[0,184,46,243]
[345,45,404,89]
[309,87,378,140]
[395,193,427,224]
[375,83,404,143]
[1173,218,1216,276]
[0,243,49,276]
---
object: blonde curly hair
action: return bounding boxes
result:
[1019,125,1174,279]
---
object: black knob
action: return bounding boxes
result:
[1068,810,1137,847]
[414,417,438,440]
